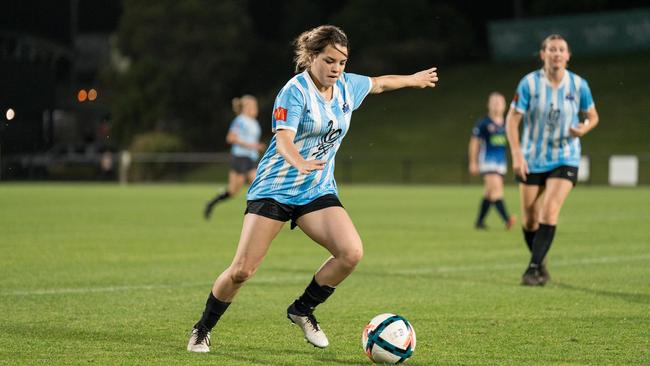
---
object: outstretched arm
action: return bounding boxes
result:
[370,67,438,94]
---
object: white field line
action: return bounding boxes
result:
[2,254,649,297]
[391,253,650,275]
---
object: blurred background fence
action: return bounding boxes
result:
[3,151,648,185]
[2,1,649,186]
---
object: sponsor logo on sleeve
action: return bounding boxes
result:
[273,107,287,121]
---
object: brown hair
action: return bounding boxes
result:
[293,25,348,73]
[231,95,256,114]
[540,34,570,52]
[231,98,242,114]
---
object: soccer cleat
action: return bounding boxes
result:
[505,215,517,231]
[203,202,216,220]
[539,259,551,285]
[521,266,544,286]
[287,304,329,348]
[187,327,211,353]
[475,222,488,230]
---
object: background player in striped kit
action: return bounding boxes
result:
[203,95,265,219]
[188,25,438,352]
[506,34,599,286]
[468,92,516,230]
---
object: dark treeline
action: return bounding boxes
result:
[107,0,646,150]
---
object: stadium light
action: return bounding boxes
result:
[5,108,15,121]
[77,89,88,102]
[88,88,97,101]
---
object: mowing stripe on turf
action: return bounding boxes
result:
[3,254,649,296]
[388,253,650,275]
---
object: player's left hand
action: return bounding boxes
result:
[411,67,438,88]
[569,123,589,137]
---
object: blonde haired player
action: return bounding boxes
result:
[204,95,265,219]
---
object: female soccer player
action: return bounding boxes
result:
[468,92,516,230]
[188,25,438,352]
[506,34,599,286]
[203,95,265,219]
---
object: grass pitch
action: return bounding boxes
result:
[1,184,649,365]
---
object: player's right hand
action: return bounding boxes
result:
[469,162,479,176]
[513,158,528,181]
[297,159,326,175]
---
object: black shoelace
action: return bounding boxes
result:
[306,314,320,331]
[194,328,211,346]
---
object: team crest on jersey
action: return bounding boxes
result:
[342,102,350,113]
[565,94,575,101]
[274,107,287,121]
[312,120,342,159]
[488,124,496,133]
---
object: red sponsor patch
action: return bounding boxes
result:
[512,92,519,104]
[273,107,287,121]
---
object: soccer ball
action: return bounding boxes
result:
[362,313,416,364]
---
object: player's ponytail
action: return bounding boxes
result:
[231,97,242,114]
[293,25,348,73]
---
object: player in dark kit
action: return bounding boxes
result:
[468,92,516,230]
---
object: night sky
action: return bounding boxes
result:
[1,0,122,44]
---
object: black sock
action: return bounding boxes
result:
[529,224,556,267]
[475,198,491,226]
[292,277,335,315]
[194,292,231,331]
[494,199,510,222]
[208,191,230,206]
[523,228,537,253]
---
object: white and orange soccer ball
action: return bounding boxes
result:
[361,313,416,364]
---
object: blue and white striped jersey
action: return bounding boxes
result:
[472,117,507,174]
[248,71,372,205]
[511,69,594,173]
[229,115,262,160]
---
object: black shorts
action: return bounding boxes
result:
[516,165,578,186]
[230,156,256,174]
[245,194,343,230]
[480,171,505,177]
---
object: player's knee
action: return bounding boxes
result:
[541,209,560,223]
[229,266,255,284]
[340,246,363,270]
[523,216,537,230]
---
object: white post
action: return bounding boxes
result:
[119,151,132,185]
[578,155,590,183]
[609,155,638,187]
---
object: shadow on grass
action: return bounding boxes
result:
[0,322,370,365]
[213,343,367,365]
[553,282,650,305]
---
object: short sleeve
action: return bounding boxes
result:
[344,73,372,111]
[228,117,242,134]
[272,85,305,132]
[471,120,484,138]
[579,79,595,112]
[511,77,530,114]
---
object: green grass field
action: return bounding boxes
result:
[1,184,649,365]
